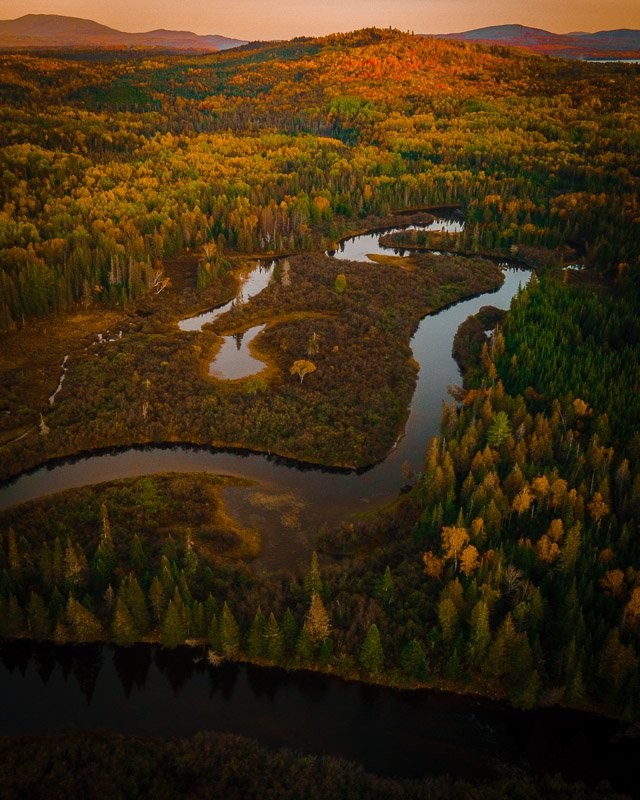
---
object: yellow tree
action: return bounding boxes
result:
[441,526,469,571]
[304,593,330,644]
[588,492,609,529]
[459,544,480,576]
[290,359,317,384]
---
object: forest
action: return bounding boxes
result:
[1,27,640,798]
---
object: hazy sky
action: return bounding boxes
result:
[3,0,639,39]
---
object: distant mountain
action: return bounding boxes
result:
[435,24,640,59]
[0,14,247,51]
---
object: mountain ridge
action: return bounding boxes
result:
[0,14,247,51]
[435,24,640,59]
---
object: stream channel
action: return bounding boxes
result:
[0,215,529,570]
[2,217,635,792]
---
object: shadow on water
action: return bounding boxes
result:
[0,640,637,793]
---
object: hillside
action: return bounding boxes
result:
[0,14,246,51]
[436,24,640,59]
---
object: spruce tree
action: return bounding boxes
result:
[27,591,50,640]
[161,599,187,647]
[219,602,240,657]
[304,593,330,645]
[111,596,138,646]
[247,608,266,659]
[264,613,284,662]
[360,624,384,674]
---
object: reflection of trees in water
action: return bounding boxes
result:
[0,640,31,676]
[245,663,284,703]
[208,660,239,702]
[155,645,197,695]
[57,644,74,683]
[33,644,56,685]
[71,644,103,705]
[113,645,151,698]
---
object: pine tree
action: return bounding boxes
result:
[295,628,314,664]
[374,566,395,603]
[123,574,150,634]
[468,600,491,667]
[304,551,323,598]
[247,608,266,659]
[129,533,147,575]
[282,607,298,657]
[304,593,330,645]
[400,639,428,680]
[486,613,517,678]
[360,624,384,674]
[438,597,458,641]
[264,613,284,662]
[0,593,24,637]
[207,612,220,651]
[149,576,165,623]
[161,599,187,647]
[26,591,50,640]
[111,596,138,646]
[66,596,103,641]
[64,538,88,588]
[219,602,240,657]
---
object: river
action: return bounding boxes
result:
[0,640,636,792]
[0,222,636,793]
[0,219,529,569]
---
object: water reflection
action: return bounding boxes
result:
[0,640,635,792]
[179,261,276,333]
[210,323,268,379]
[330,217,464,263]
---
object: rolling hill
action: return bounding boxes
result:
[0,14,246,51]
[436,24,640,59]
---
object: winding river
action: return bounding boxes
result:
[0,220,636,792]
[0,219,529,568]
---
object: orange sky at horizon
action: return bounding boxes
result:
[2,0,639,40]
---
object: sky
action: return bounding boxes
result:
[2,0,639,40]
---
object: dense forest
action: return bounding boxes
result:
[1,29,639,331]
[1,27,640,797]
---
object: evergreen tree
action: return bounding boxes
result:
[149,576,165,624]
[207,612,220,652]
[360,624,384,674]
[374,566,395,603]
[219,602,240,657]
[400,639,428,681]
[304,593,330,645]
[0,593,24,637]
[295,628,314,664]
[123,574,150,634]
[161,599,187,647]
[129,533,147,576]
[304,551,323,598]
[66,597,103,641]
[468,600,491,667]
[26,591,50,640]
[282,607,298,657]
[111,596,138,646]
[247,608,266,659]
[264,613,284,662]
